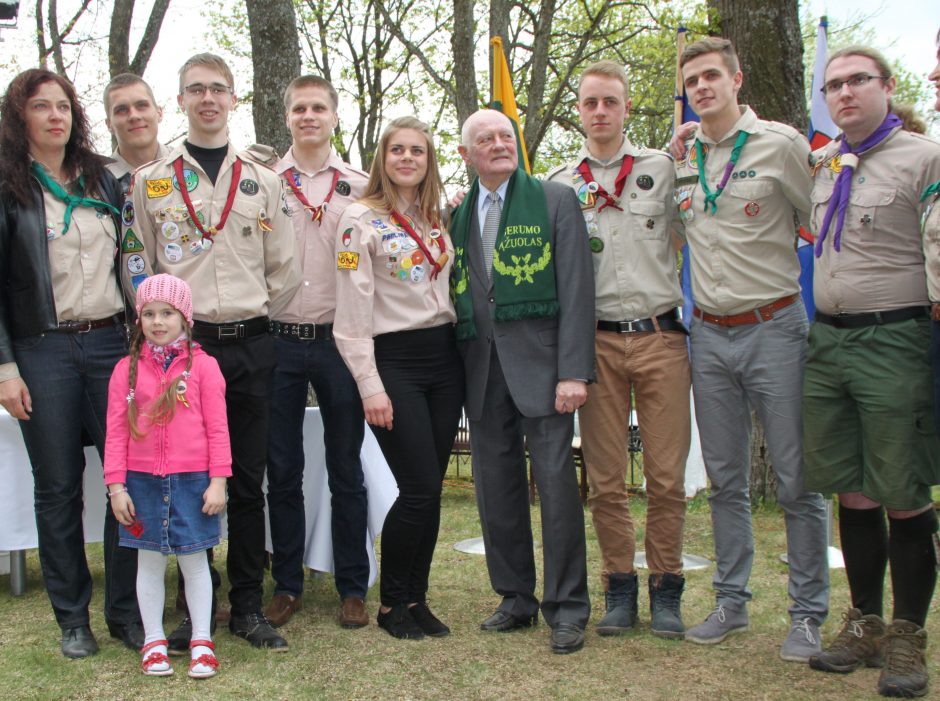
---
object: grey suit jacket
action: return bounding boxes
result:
[458,179,595,420]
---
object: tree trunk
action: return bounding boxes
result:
[706,0,806,503]
[246,0,301,154]
[707,0,807,132]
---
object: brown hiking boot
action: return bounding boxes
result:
[809,607,886,673]
[877,620,928,698]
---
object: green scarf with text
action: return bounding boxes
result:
[450,170,557,341]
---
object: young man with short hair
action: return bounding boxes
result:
[675,37,829,661]
[103,73,169,191]
[546,60,690,639]
[123,53,300,652]
[264,75,371,630]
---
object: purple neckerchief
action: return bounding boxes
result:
[814,112,902,257]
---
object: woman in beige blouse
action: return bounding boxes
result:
[334,117,464,640]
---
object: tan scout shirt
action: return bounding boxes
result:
[124,143,300,322]
[43,187,124,322]
[106,144,171,183]
[273,149,368,324]
[924,183,940,302]
[0,180,123,382]
[547,138,682,320]
[675,106,811,315]
[334,202,456,399]
[812,128,940,314]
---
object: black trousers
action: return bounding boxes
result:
[194,330,275,616]
[371,324,464,606]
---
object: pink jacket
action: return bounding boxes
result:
[103,343,232,485]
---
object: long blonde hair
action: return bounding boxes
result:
[359,116,443,225]
[126,318,194,440]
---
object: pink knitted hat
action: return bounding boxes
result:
[135,274,194,327]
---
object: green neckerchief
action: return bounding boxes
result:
[695,130,750,215]
[449,170,558,341]
[30,161,119,235]
[921,180,940,203]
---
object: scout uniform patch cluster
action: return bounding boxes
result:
[122,144,298,322]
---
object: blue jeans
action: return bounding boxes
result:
[932,320,940,435]
[14,324,140,629]
[266,335,368,599]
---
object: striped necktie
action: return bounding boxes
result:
[482,192,501,281]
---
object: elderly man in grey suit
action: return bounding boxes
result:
[449,109,595,654]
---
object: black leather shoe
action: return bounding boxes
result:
[550,622,585,654]
[61,626,99,659]
[107,620,144,651]
[229,612,289,651]
[480,609,538,632]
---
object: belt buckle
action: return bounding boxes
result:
[617,320,637,333]
[219,324,242,340]
[75,320,93,333]
[297,324,314,340]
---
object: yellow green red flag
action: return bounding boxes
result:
[489,36,531,174]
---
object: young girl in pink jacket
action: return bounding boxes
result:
[104,274,231,679]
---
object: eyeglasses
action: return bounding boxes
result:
[821,74,888,96]
[182,83,232,97]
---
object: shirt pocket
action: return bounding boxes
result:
[847,186,897,243]
[629,199,667,240]
[227,200,268,257]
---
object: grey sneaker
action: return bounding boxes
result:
[685,604,748,645]
[780,617,821,662]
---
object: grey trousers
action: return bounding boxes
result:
[469,351,590,629]
[690,301,829,623]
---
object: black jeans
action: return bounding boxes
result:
[15,323,140,629]
[371,324,464,607]
[267,335,368,599]
[194,330,275,616]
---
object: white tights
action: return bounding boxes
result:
[137,549,213,646]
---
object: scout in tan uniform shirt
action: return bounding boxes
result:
[334,117,463,642]
[545,60,690,640]
[122,53,299,656]
[804,45,940,699]
[264,75,372,631]
[674,37,829,662]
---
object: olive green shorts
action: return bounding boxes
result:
[803,318,940,509]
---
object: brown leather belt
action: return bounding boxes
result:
[932,303,940,322]
[693,294,799,328]
[52,313,124,333]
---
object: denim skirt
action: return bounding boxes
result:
[121,470,221,554]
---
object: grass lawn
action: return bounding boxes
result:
[1,478,937,700]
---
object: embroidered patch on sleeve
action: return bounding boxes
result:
[337,251,360,270]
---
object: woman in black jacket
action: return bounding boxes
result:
[0,69,141,658]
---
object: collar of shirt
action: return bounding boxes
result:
[476,177,510,227]
[694,105,760,146]
[275,147,346,179]
[166,141,238,174]
[577,135,641,168]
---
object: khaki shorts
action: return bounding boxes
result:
[803,318,940,509]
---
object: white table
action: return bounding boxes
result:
[0,408,397,594]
